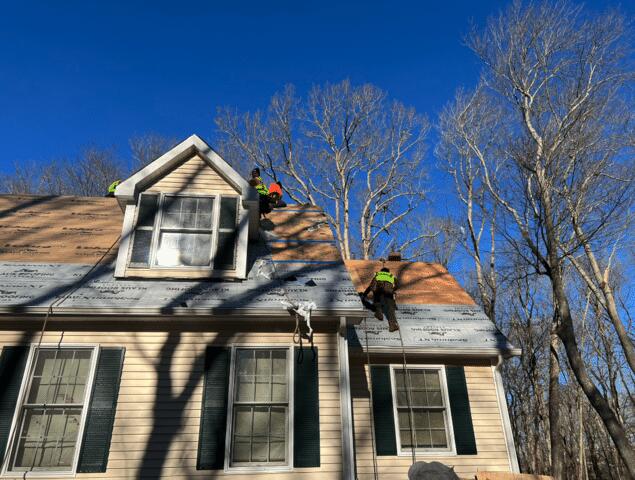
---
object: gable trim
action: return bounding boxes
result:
[115,135,258,205]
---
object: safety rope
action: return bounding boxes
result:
[398,325,417,466]
[24,234,121,473]
[362,317,379,480]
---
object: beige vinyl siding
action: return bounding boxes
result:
[349,355,512,479]
[146,154,239,195]
[0,322,342,479]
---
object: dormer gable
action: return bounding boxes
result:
[113,135,258,280]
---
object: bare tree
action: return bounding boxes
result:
[129,133,178,172]
[216,80,430,259]
[439,1,635,474]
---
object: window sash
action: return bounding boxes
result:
[226,347,292,470]
[3,346,98,475]
[390,366,454,454]
[128,193,240,271]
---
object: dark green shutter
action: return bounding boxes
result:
[293,347,320,467]
[77,347,125,472]
[197,347,230,470]
[445,366,477,455]
[0,346,29,464]
[370,365,397,456]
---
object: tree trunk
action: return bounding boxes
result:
[551,271,635,477]
[549,330,564,479]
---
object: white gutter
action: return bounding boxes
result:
[492,355,520,473]
[338,316,355,480]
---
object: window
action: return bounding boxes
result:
[227,348,291,469]
[128,193,240,271]
[5,347,97,474]
[391,366,454,453]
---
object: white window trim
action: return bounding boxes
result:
[125,192,243,274]
[389,364,457,457]
[223,344,294,474]
[1,344,100,478]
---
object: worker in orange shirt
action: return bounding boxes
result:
[268,181,287,208]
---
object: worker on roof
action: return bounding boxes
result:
[105,180,121,197]
[268,181,287,208]
[249,167,273,217]
[362,267,399,332]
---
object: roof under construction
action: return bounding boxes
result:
[0,194,518,356]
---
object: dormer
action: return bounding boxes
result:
[113,135,259,280]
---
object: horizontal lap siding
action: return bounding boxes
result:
[146,154,238,195]
[350,357,512,478]
[0,328,342,479]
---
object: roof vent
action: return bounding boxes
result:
[387,251,402,262]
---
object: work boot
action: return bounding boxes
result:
[388,321,399,332]
[374,309,384,321]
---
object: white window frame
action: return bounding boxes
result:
[389,364,457,456]
[1,344,99,478]
[223,345,294,473]
[127,192,241,273]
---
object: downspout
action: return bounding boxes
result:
[492,355,520,473]
[338,316,355,480]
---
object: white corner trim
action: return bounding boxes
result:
[338,317,355,480]
[114,203,136,278]
[492,358,520,473]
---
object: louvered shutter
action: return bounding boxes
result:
[77,347,125,472]
[369,365,397,456]
[197,347,230,470]
[293,347,320,467]
[0,346,29,464]
[445,366,477,455]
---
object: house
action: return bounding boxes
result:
[0,135,520,479]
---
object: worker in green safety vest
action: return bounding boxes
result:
[249,167,274,217]
[362,267,399,332]
[105,180,121,197]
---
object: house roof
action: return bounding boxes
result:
[0,195,361,317]
[0,193,518,356]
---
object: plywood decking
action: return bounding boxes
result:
[145,154,238,195]
[0,195,122,264]
[0,322,342,479]
[349,355,512,479]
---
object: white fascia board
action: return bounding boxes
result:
[115,134,258,204]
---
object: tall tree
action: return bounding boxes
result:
[439,1,635,475]
[215,80,430,259]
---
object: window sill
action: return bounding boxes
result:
[224,466,293,474]
[123,267,242,280]
[397,449,457,457]
[2,471,77,478]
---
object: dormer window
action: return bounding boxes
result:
[128,193,239,272]
[113,135,259,280]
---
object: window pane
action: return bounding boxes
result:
[416,429,433,448]
[137,194,158,228]
[430,429,448,448]
[429,411,445,428]
[156,232,212,267]
[12,408,81,471]
[215,231,237,270]
[427,390,443,406]
[28,350,91,405]
[424,370,441,389]
[161,196,213,230]
[130,230,153,266]
[220,197,238,229]
[409,370,425,389]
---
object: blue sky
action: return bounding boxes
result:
[0,0,492,163]
[1,0,632,195]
